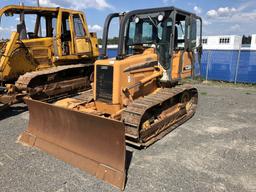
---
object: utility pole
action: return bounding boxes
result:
[37,0,42,37]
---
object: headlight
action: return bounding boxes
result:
[135,17,140,23]
[158,14,164,22]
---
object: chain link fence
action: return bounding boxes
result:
[196,50,256,84]
[105,48,256,84]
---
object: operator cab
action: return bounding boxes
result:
[0,5,97,62]
[101,7,202,81]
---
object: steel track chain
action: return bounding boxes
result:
[121,85,194,138]
[15,64,88,90]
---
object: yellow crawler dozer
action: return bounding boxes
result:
[0,5,99,110]
[19,7,202,190]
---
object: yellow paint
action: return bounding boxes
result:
[93,48,159,113]
[0,5,99,82]
[171,51,193,80]
[91,47,194,115]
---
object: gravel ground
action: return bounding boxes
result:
[0,83,256,192]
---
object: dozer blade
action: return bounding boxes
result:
[18,99,126,190]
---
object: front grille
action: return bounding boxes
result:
[96,65,113,102]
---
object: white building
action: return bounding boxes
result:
[200,35,242,50]
[98,44,118,49]
[99,34,256,51]
[250,34,256,50]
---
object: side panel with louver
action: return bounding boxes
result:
[96,65,113,102]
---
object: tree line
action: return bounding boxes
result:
[98,37,119,45]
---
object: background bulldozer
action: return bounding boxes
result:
[0,5,99,110]
[19,7,202,190]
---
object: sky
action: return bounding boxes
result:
[0,0,256,39]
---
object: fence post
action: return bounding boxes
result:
[234,48,241,84]
[205,50,211,81]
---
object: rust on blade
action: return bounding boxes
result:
[18,99,126,190]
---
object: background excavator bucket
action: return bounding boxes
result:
[18,99,126,190]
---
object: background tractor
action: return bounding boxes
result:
[0,5,99,109]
